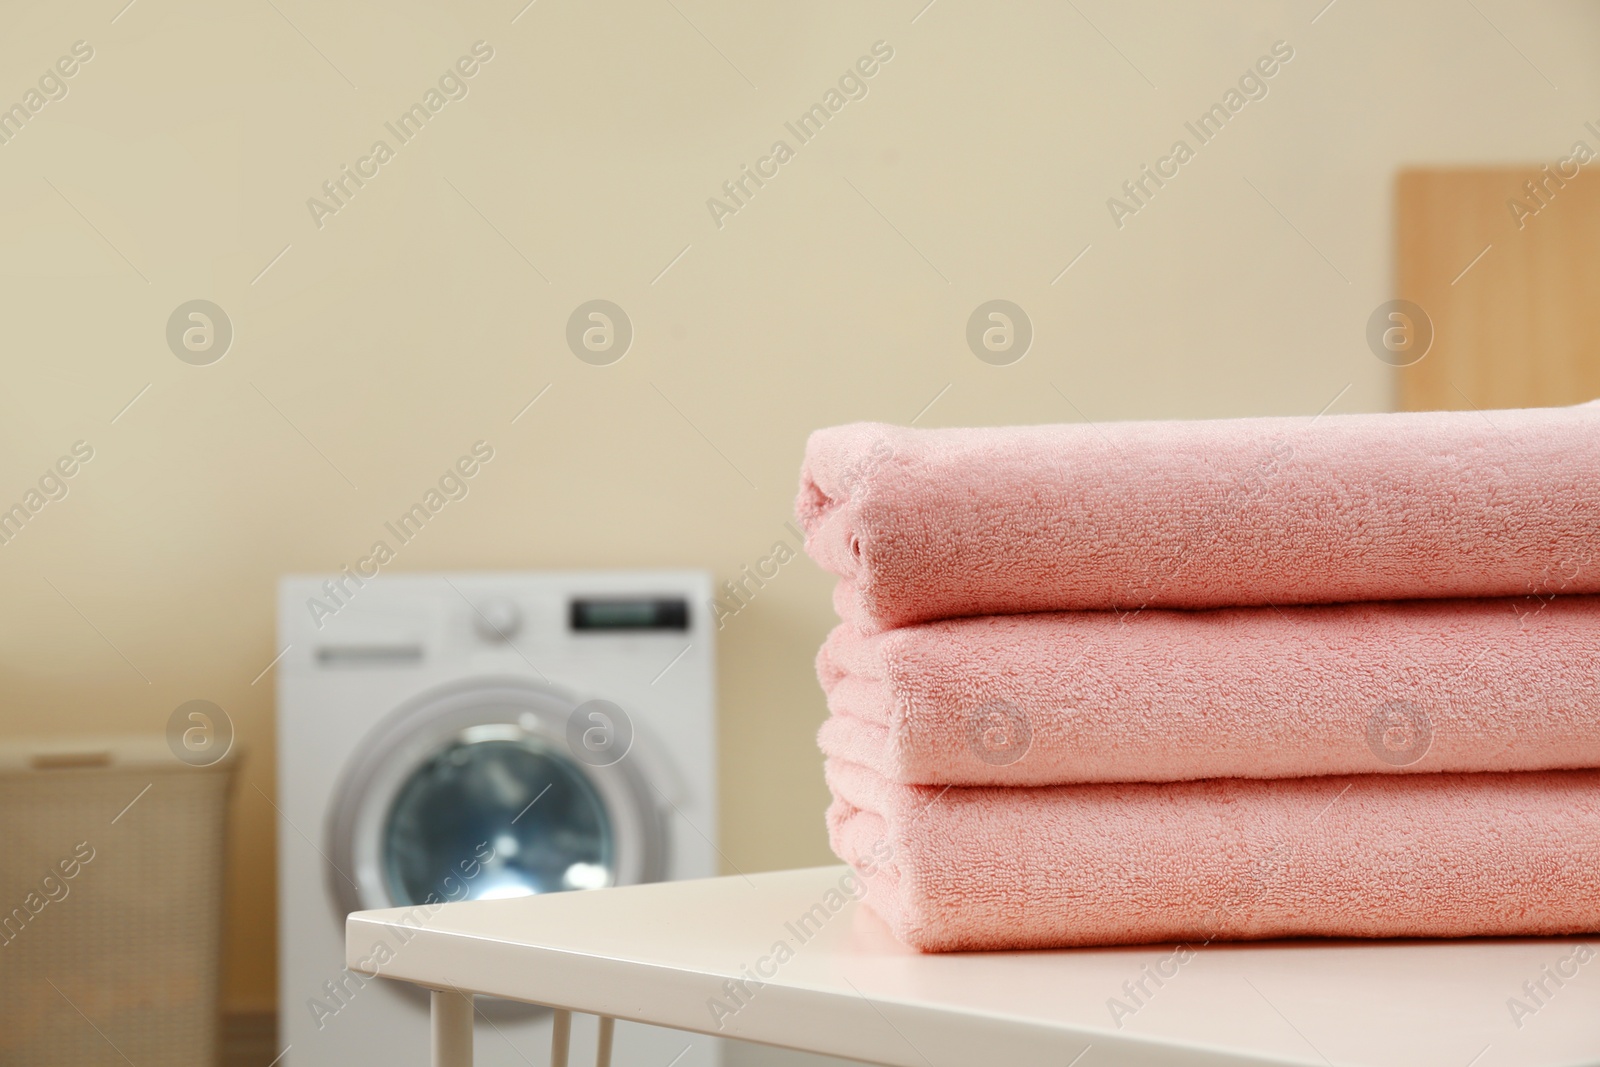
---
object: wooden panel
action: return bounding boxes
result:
[1395,166,1600,411]
[220,1010,278,1067]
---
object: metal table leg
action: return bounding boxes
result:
[431,990,609,1067]
[432,989,473,1067]
[551,1009,572,1067]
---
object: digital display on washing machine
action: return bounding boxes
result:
[569,597,689,631]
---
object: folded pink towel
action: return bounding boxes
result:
[827,758,1600,951]
[796,404,1600,632]
[817,594,1600,786]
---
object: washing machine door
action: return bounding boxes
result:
[326,678,668,918]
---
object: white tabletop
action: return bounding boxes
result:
[346,866,1600,1067]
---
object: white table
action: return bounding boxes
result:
[346,865,1600,1067]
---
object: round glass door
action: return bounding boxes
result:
[327,679,667,920]
[381,732,615,905]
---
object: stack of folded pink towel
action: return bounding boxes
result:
[797,402,1600,951]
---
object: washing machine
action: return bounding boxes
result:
[276,571,720,1066]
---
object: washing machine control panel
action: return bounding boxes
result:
[472,597,523,642]
[568,597,689,632]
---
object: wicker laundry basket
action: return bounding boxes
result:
[0,735,238,1066]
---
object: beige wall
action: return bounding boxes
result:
[1,0,1594,1011]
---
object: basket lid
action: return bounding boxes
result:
[0,734,240,775]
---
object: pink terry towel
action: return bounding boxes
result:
[826,758,1600,951]
[817,594,1600,786]
[796,403,1600,632]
